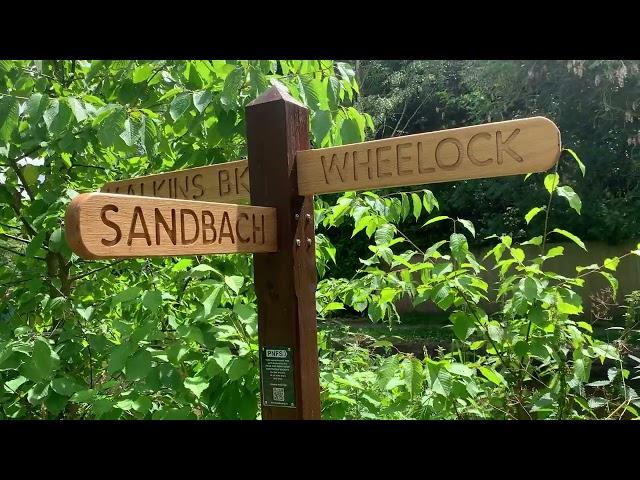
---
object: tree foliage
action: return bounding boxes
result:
[1,60,638,420]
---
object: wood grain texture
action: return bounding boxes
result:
[296,116,561,195]
[101,159,250,204]
[246,85,321,420]
[65,193,276,259]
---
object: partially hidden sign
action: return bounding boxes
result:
[101,159,250,204]
[295,116,561,196]
[65,193,277,259]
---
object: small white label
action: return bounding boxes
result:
[265,349,288,358]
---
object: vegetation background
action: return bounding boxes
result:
[0,60,639,419]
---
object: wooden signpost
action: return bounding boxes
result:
[296,116,560,195]
[67,85,563,420]
[65,193,276,259]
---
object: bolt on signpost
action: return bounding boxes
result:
[67,85,562,420]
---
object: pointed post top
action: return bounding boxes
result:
[247,83,307,109]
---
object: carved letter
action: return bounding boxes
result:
[101,205,122,246]
[155,208,176,245]
[238,166,250,193]
[396,142,413,176]
[218,170,231,196]
[202,211,216,244]
[435,138,463,170]
[252,213,263,244]
[376,146,392,178]
[178,176,190,198]
[417,141,435,174]
[153,179,166,196]
[467,132,493,166]
[353,149,373,181]
[321,153,349,184]
[218,211,235,244]
[236,213,250,243]
[180,209,199,245]
[496,129,523,164]
[128,206,152,246]
[192,174,205,199]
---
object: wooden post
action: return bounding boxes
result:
[245,85,321,420]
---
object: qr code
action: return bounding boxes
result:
[273,387,285,402]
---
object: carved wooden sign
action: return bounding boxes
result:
[101,159,250,204]
[65,193,277,259]
[296,116,561,195]
[98,118,559,201]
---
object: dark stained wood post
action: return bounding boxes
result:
[245,85,321,420]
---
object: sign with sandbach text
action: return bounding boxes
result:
[65,193,276,259]
[101,159,250,204]
[295,117,561,196]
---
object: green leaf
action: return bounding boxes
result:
[172,259,193,272]
[525,206,545,224]
[423,215,449,227]
[0,96,19,141]
[520,277,539,301]
[112,286,142,305]
[22,164,39,187]
[551,228,587,251]
[380,287,397,303]
[220,67,244,112]
[51,377,83,396]
[32,338,56,380]
[544,173,559,194]
[411,193,422,220]
[457,218,475,238]
[556,186,582,214]
[169,92,192,121]
[603,257,620,271]
[227,357,251,381]
[487,322,504,343]
[340,117,362,145]
[67,97,87,122]
[44,99,73,136]
[521,236,543,246]
[224,275,244,294]
[27,383,50,405]
[479,366,505,386]
[234,303,256,324]
[142,290,163,311]
[599,271,619,296]
[449,233,468,263]
[564,148,585,176]
[107,344,132,374]
[298,76,320,110]
[27,93,49,121]
[184,376,209,398]
[311,110,332,146]
[449,311,475,341]
[422,190,438,213]
[5,376,28,392]
[193,90,213,113]
[120,117,143,147]
[445,362,474,377]
[125,350,152,380]
[545,246,564,258]
[402,358,423,397]
[212,347,233,369]
[132,64,153,83]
